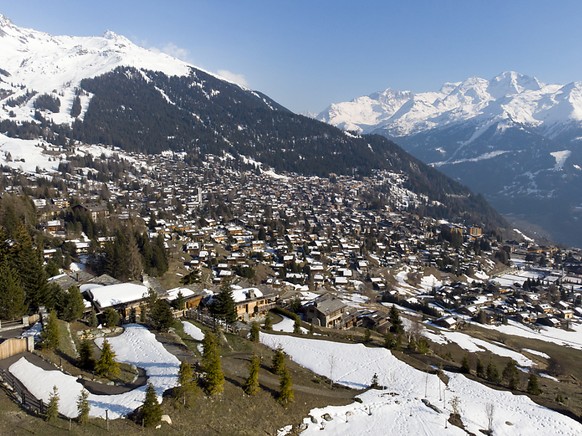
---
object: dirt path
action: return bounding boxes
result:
[222,352,357,400]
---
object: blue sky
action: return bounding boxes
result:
[2,0,581,114]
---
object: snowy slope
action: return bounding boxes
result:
[9,324,179,419]
[318,71,582,137]
[261,333,582,435]
[0,14,242,126]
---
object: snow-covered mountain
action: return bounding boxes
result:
[0,14,244,126]
[0,15,507,229]
[318,71,582,137]
[318,72,582,247]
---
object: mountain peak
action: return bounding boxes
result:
[103,30,132,45]
[488,71,542,98]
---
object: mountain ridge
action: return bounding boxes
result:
[0,15,507,231]
[317,72,582,247]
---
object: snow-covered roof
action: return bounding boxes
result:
[231,287,263,303]
[87,283,148,309]
[165,287,195,301]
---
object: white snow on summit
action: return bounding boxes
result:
[0,14,243,126]
[318,71,582,137]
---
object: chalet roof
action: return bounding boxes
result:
[312,294,347,315]
[87,283,148,310]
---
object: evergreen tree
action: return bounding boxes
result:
[278,366,294,405]
[144,288,158,321]
[363,328,372,343]
[486,361,501,384]
[389,305,404,334]
[263,313,273,331]
[62,285,85,322]
[407,335,418,352]
[181,269,200,285]
[88,308,98,327]
[95,339,120,378]
[370,372,379,388]
[272,346,286,375]
[0,261,27,320]
[149,299,175,331]
[11,225,48,311]
[41,310,60,350]
[201,332,224,395]
[126,232,143,280]
[527,373,542,395]
[211,281,237,325]
[502,359,519,390]
[76,389,90,425]
[461,354,471,374]
[293,316,302,334]
[78,338,95,370]
[384,332,396,349]
[103,307,120,328]
[175,361,197,407]
[151,234,168,275]
[249,321,260,342]
[141,383,162,428]
[46,385,60,422]
[244,354,261,395]
[476,358,485,378]
[173,290,185,310]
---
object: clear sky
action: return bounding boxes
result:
[2,0,581,114]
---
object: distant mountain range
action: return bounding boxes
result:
[318,72,582,247]
[0,15,507,230]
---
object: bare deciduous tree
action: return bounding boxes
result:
[486,403,494,433]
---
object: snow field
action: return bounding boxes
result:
[182,320,205,341]
[260,333,582,435]
[9,324,180,419]
[272,315,308,334]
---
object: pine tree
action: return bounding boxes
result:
[174,290,185,310]
[527,373,542,395]
[384,332,396,349]
[370,372,379,388]
[141,383,162,427]
[502,359,519,390]
[103,307,120,328]
[41,310,60,350]
[175,361,197,406]
[212,281,237,325]
[88,308,98,327]
[244,354,261,395]
[201,332,224,395]
[11,225,48,311]
[461,354,471,374]
[95,339,120,378]
[272,346,286,375]
[476,358,485,378]
[126,232,143,280]
[249,321,260,342]
[278,366,294,405]
[0,261,27,320]
[293,316,302,334]
[62,285,85,322]
[76,389,90,425]
[149,299,175,331]
[363,328,372,343]
[486,361,501,384]
[46,385,59,422]
[264,313,273,331]
[78,338,95,370]
[389,305,404,334]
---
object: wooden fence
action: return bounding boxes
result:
[0,368,45,416]
[0,338,32,360]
